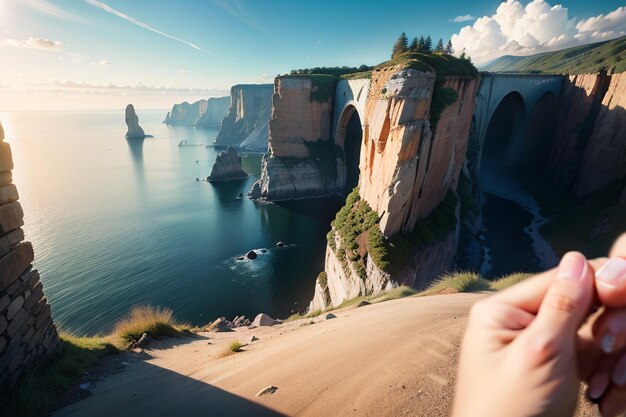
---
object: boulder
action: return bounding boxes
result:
[252,313,277,327]
[207,317,234,332]
[246,250,257,260]
[356,300,371,308]
[325,313,337,320]
[244,335,259,344]
[207,147,248,182]
[276,241,285,248]
[125,104,148,139]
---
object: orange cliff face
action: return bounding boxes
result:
[359,66,479,237]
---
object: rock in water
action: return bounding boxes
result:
[207,147,248,182]
[246,250,257,260]
[125,104,147,138]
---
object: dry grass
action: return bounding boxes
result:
[112,305,190,344]
[229,341,243,352]
[490,273,532,291]
[422,272,492,296]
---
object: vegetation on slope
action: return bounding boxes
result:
[1,305,191,417]
[289,65,373,77]
[481,36,626,74]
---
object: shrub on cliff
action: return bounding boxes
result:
[112,305,189,343]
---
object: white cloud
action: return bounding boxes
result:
[84,0,216,55]
[2,36,63,51]
[451,15,474,23]
[97,59,112,66]
[451,1,626,64]
[45,79,227,96]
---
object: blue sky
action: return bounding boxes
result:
[0,0,624,110]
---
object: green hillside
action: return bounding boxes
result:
[481,36,626,74]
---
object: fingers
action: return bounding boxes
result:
[593,308,626,354]
[599,384,626,417]
[588,356,614,402]
[595,258,626,308]
[518,252,594,364]
[610,233,626,258]
[489,267,555,314]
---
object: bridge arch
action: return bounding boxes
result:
[524,91,558,166]
[483,91,526,163]
[336,103,364,191]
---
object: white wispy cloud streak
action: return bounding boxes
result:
[21,0,82,21]
[83,0,216,55]
[451,15,474,23]
[215,0,277,40]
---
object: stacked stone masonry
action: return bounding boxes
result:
[0,122,59,392]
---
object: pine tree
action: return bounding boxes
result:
[435,38,444,53]
[417,36,425,52]
[392,32,409,58]
[424,35,433,52]
[409,37,418,52]
[445,39,453,55]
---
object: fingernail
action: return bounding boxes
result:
[602,333,616,353]
[557,252,586,281]
[589,372,609,400]
[596,257,626,289]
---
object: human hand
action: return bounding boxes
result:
[452,251,595,417]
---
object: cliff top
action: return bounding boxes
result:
[375,51,478,77]
[481,36,626,75]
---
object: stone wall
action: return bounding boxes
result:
[0,123,59,391]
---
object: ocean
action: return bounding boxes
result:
[0,110,342,334]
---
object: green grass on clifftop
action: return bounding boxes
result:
[481,36,626,74]
[375,51,478,77]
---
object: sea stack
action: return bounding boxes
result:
[207,146,248,182]
[125,104,147,138]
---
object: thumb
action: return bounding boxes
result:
[519,252,594,362]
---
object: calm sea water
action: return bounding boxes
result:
[1,110,341,334]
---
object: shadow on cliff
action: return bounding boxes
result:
[53,356,288,417]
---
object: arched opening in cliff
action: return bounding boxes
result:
[525,92,557,168]
[336,105,363,192]
[483,92,526,165]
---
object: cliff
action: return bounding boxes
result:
[207,147,248,182]
[358,65,478,236]
[125,104,147,139]
[214,84,273,151]
[164,99,208,126]
[195,97,230,128]
[547,72,626,197]
[249,76,343,200]
[0,123,60,391]
[164,97,229,127]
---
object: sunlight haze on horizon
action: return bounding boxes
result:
[0,0,624,111]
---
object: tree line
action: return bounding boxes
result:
[391,33,458,58]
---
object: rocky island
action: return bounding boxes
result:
[207,146,249,182]
[125,104,151,139]
[164,97,230,127]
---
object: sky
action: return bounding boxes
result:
[0,0,624,111]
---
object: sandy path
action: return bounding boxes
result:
[53,293,600,417]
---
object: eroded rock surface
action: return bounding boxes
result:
[207,147,248,182]
[125,104,148,139]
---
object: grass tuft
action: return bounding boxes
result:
[490,273,532,291]
[229,341,243,353]
[422,272,492,296]
[112,305,189,343]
